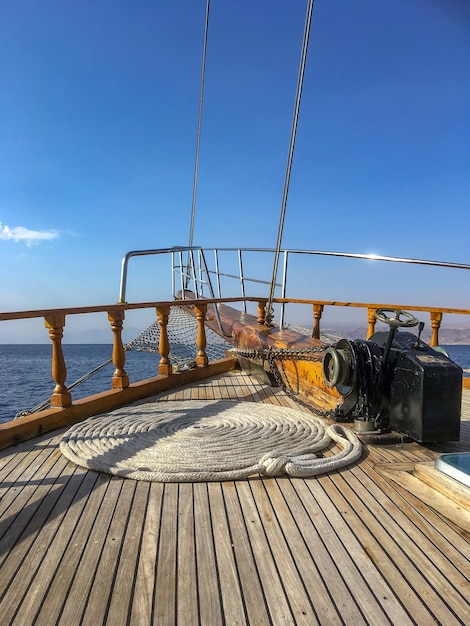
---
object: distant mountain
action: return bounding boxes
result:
[62,322,470,346]
[437,328,470,345]
[323,326,470,345]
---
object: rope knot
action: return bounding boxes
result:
[260,452,291,476]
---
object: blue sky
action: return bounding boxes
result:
[1,0,469,340]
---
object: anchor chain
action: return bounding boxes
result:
[233,345,331,417]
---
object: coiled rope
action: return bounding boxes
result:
[60,399,362,482]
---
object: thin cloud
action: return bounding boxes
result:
[0,222,60,247]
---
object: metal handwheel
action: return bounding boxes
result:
[374,308,419,328]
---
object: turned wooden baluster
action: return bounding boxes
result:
[257,300,268,325]
[312,304,324,339]
[430,311,442,347]
[108,309,129,389]
[367,308,377,339]
[194,303,209,367]
[44,315,72,407]
[157,305,172,375]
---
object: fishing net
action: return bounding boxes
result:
[125,305,232,368]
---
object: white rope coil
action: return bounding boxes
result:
[60,400,362,482]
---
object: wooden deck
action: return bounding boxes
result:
[0,370,469,625]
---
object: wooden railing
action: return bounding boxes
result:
[1,299,229,410]
[0,296,469,431]
[284,299,470,347]
[0,299,247,449]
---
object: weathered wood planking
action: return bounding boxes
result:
[0,374,469,625]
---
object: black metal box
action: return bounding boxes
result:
[388,347,462,442]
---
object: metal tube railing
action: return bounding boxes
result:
[238,249,246,313]
[119,246,470,329]
[214,249,222,298]
[280,250,289,328]
[119,247,200,303]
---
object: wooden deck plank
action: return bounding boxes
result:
[81,478,139,626]
[372,464,470,539]
[193,482,224,626]
[0,439,60,528]
[240,478,320,624]
[0,447,68,566]
[229,479,297,625]
[106,480,150,625]
[272,477,374,625]
[176,483,199,626]
[207,482,248,624]
[0,429,63,468]
[0,443,43,483]
[0,452,74,583]
[58,476,124,624]
[289,477,412,625]
[4,468,99,625]
[32,472,111,624]
[153,484,178,624]
[321,469,466,625]
[129,481,163,626]
[364,464,470,566]
[0,374,468,625]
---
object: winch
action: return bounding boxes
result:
[322,308,462,442]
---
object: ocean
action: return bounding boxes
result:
[1,343,469,425]
[0,345,159,424]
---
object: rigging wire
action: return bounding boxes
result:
[188,0,211,249]
[15,357,114,418]
[264,0,315,325]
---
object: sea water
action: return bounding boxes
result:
[1,343,469,424]
[0,345,160,423]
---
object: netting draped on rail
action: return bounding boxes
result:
[15,306,231,418]
[125,305,232,368]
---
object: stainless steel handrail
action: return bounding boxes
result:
[119,246,470,327]
[119,247,198,303]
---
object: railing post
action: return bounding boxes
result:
[312,304,324,339]
[430,311,442,347]
[194,303,209,367]
[238,249,247,313]
[108,309,129,389]
[44,315,72,408]
[279,250,289,328]
[157,305,172,375]
[367,308,377,339]
[257,300,268,325]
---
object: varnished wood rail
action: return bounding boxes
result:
[0,298,242,448]
[1,301,223,411]
[0,295,469,442]
[270,297,470,347]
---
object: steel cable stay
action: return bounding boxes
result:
[17,2,317,417]
[265,0,315,326]
[15,357,114,418]
[186,0,211,289]
[248,0,320,406]
[188,0,210,249]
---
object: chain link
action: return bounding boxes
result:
[233,345,325,361]
[233,346,331,417]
